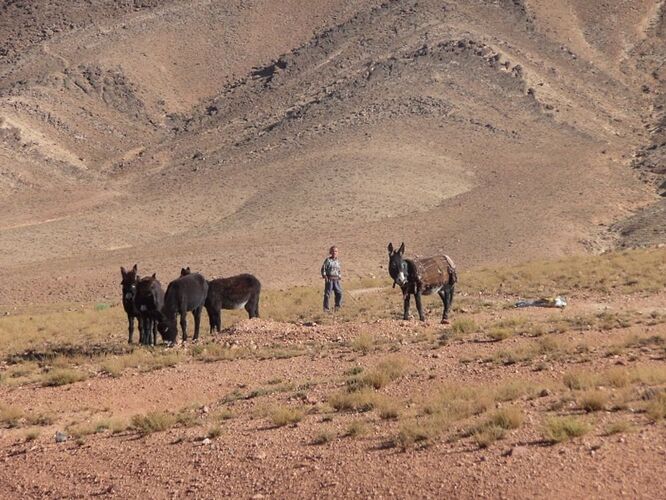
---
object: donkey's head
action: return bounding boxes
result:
[387,242,408,287]
[120,264,139,301]
[157,316,178,343]
[135,273,159,311]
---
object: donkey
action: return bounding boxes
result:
[158,272,209,343]
[134,274,165,345]
[387,242,457,324]
[120,264,142,344]
[205,274,261,333]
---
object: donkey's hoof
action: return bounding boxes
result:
[441,319,450,325]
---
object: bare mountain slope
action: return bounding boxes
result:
[0,0,663,304]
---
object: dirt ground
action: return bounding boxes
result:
[1,271,665,498]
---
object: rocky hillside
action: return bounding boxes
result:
[0,0,663,304]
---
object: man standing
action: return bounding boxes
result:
[321,245,342,312]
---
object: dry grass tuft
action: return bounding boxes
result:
[646,392,666,421]
[578,390,608,412]
[450,318,478,336]
[131,411,178,435]
[24,429,41,441]
[423,385,493,421]
[543,416,591,443]
[100,349,182,376]
[394,414,448,449]
[207,425,222,439]
[41,368,88,387]
[376,398,401,420]
[347,356,409,391]
[487,326,514,342]
[0,404,24,428]
[351,333,376,355]
[269,406,304,427]
[312,429,335,445]
[474,425,505,448]
[487,407,524,430]
[345,420,370,438]
[604,419,633,435]
[329,389,379,412]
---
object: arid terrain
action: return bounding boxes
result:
[0,0,664,303]
[0,0,665,498]
[1,250,666,498]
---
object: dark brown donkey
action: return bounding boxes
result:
[387,242,457,324]
[134,274,165,345]
[158,272,209,343]
[120,264,142,344]
[205,274,261,333]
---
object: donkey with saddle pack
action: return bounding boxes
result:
[387,242,457,324]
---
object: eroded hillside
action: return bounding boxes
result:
[0,0,663,304]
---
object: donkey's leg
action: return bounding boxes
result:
[193,307,202,340]
[254,293,260,318]
[205,306,215,334]
[403,292,411,320]
[127,314,134,344]
[415,291,425,321]
[438,289,448,323]
[138,316,145,345]
[444,285,455,321]
[149,317,155,345]
[246,294,259,319]
[180,311,188,342]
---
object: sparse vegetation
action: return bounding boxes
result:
[345,420,370,438]
[487,407,524,430]
[24,429,40,441]
[268,406,304,427]
[474,425,505,448]
[450,318,478,336]
[646,393,666,421]
[393,414,448,450]
[376,398,401,420]
[312,429,335,445]
[347,356,408,391]
[543,416,591,443]
[207,425,222,439]
[131,411,178,435]
[0,404,24,428]
[604,420,633,435]
[351,333,376,354]
[329,389,379,412]
[578,390,608,412]
[41,368,88,387]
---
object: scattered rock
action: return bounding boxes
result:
[505,446,529,457]
[55,431,68,443]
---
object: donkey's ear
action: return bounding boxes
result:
[152,273,156,279]
[387,242,394,255]
[398,242,405,255]
[132,264,138,273]
[120,266,127,277]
